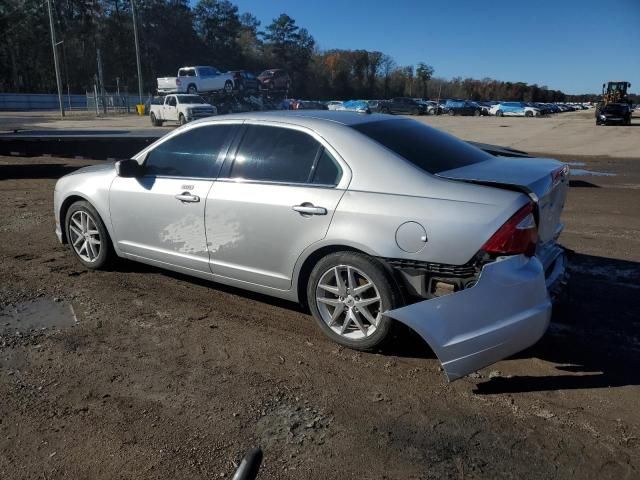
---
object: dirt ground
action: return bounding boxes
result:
[1,145,639,477]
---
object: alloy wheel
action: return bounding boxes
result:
[68,210,101,263]
[315,265,382,340]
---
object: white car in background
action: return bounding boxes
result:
[157,66,235,95]
[490,102,542,117]
[149,94,217,126]
[327,101,344,110]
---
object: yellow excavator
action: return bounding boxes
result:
[596,81,632,125]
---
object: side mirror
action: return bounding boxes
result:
[115,159,142,178]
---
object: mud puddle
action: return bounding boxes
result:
[0,298,77,334]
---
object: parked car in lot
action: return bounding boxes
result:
[157,66,235,95]
[596,103,632,125]
[53,111,569,381]
[228,70,259,93]
[257,69,291,91]
[490,102,542,117]
[444,99,483,116]
[379,97,426,115]
[326,101,343,110]
[335,100,371,113]
[148,94,217,126]
[295,100,328,110]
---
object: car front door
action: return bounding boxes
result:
[205,124,347,290]
[109,123,237,273]
[164,96,178,121]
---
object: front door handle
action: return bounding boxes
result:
[175,192,200,203]
[292,203,327,216]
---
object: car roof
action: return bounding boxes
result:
[191,110,388,128]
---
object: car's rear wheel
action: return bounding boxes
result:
[411,107,420,115]
[448,109,455,116]
[525,110,534,117]
[65,201,112,269]
[224,81,233,94]
[307,252,401,351]
[150,112,161,126]
[474,109,481,116]
[496,110,504,117]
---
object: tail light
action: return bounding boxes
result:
[482,203,538,257]
[176,78,181,86]
[551,165,569,188]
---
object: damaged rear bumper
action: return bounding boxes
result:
[385,255,553,381]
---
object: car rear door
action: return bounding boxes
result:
[205,123,348,290]
[109,123,237,272]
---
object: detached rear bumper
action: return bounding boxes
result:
[385,255,552,381]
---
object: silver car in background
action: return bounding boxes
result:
[53,111,569,380]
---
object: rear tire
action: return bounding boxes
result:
[448,109,455,116]
[525,110,534,117]
[150,112,162,126]
[496,110,504,117]
[224,81,233,94]
[474,109,481,117]
[307,252,402,351]
[65,201,112,270]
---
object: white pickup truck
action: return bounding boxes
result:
[149,94,217,126]
[157,66,235,95]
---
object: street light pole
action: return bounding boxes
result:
[131,0,143,105]
[46,0,64,117]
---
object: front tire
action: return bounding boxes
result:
[179,113,187,125]
[224,81,233,94]
[65,201,112,270]
[448,109,455,116]
[307,252,402,351]
[187,84,197,94]
[496,110,504,117]
[525,110,534,117]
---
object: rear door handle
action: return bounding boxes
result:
[292,204,327,216]
[175,192,200,203]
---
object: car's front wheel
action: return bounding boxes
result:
[307,252,401,351]
[65,201,112,269]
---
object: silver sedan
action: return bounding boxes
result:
[54,111,569,380]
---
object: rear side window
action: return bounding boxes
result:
[311,149,341,185]
[352,119,490,174]
[228,125,323,184]
[145,124,234,178]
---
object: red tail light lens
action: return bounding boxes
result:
[176,78,181,86]
[482,203,538,257]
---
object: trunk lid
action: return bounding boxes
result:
[437,156,569,244]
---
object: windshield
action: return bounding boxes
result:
[260,70,275,77]
[176,95,207,104]
[603,104,627,113]
[352,119,490,174]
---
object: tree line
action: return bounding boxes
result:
[0,0,597,102]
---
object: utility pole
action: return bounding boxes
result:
[46,0,64,117]
[131,0,143,105]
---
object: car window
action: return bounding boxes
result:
[178,68,196,77]
[228,125,322,184]
[311,149,342,186]
[144,124,234,178]
[168,96,177,107]
[352,118,490,174]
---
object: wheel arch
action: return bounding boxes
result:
[294,243,405,308]
[59,194,114,250]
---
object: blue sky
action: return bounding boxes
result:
[230,0,640,94]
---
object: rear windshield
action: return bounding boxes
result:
[176,95,207,104]
[351,119,490,174]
